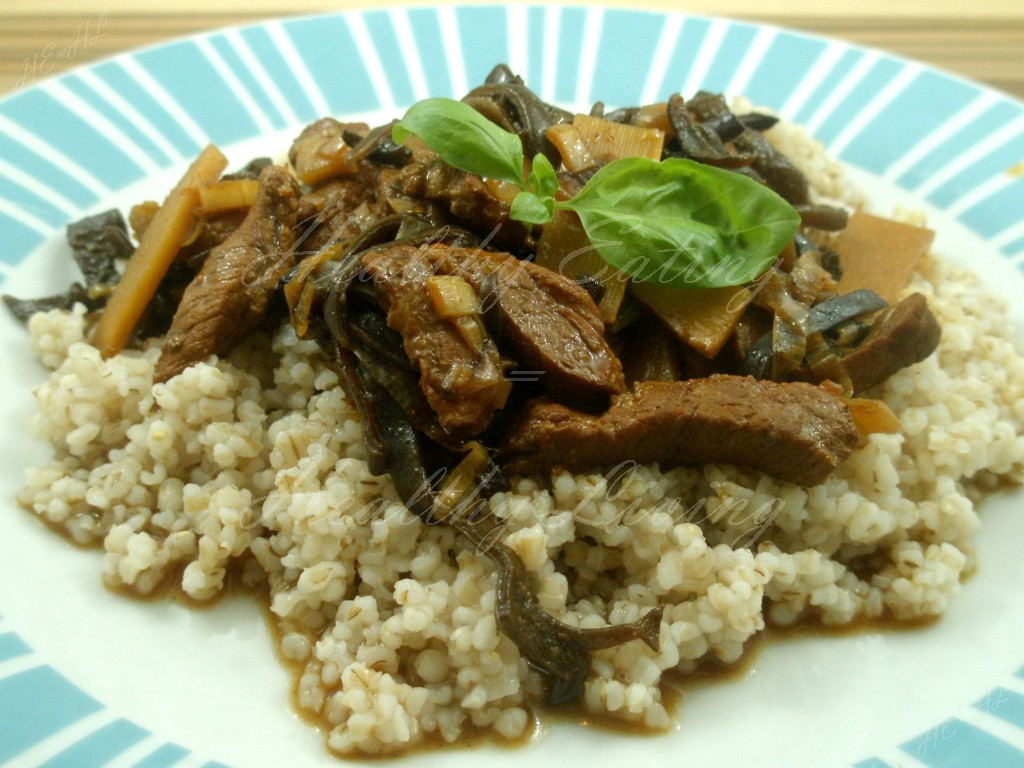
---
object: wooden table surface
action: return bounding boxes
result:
[1,0,1021,101]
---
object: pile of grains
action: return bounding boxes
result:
[15,120,1024,756]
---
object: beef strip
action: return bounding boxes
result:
[390,158,535,255]
[361,242,625,433]
[361,246,508,441]
[498,375,858,486]
[181,211,248,263]
[413,243,626,405]
[288,117,364,177]
[154,165,300,383]
[290,117,533,255]
[840,292,941,393]
[295,178,384,256]
[288,119,392,256]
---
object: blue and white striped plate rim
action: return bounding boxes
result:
[0,5,1022,767]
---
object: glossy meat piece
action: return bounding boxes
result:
[391,158,535,255]
[841,292,941,393]
[154,165,300,382]
[295,178,384,256]
[384,243,626,406]
[361,246,508,441]
[499,375,858,486]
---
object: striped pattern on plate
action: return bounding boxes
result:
[0,6,1022,766]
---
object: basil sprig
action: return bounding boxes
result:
[393,97,799,289]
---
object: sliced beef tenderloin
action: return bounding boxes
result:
[390,159,535,255]
[154,165,300,383]
[295,178,385,256]
[841,292,941,393]
[414,244,626,405]
[360,246,508,441]
[498,375,858,486]
[359,243,626,435]
[730,129,809,205]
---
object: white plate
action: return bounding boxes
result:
[1,6,1023,767]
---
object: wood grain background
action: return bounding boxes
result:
[1,1,1021,100]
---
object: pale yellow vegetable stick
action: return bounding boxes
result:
[198,178,259,214]
[92,144,228,358]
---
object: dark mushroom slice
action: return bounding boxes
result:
[809,290,889,336]
[483,63,525,86]
[331,344,445,508]
[795,204,850,232]
[222,157,273,181]
[67,209,131,289]
[737,112,780,132]
[3,284,92,322]
[341,123,413,167]
[666,93,751,169]
[462,80,572,165]
[730,128,810,205]
[600,105,640,124]
[794,232,843,280]
[3,208,133,322]
[462,523,663,706]
[686,91,746,142]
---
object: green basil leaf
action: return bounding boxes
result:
[559,157,800,289]
[392,97,525,187]
[527,152,558,199]
[509,191,554,225]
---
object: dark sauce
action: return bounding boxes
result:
[27,501,959,758]
[263,601,544,759]
[24,491,265,608]
[767,611,940,640]
[257,585,955,758]
[103,557,265,610]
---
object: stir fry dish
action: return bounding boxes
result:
[7,64,1023,756]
